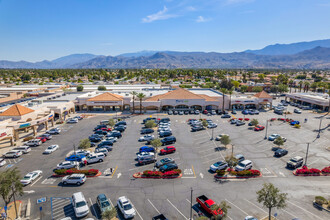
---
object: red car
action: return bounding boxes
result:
[244,118,250,121]
[196,195,224,217]
[238,118,243,121]
[36,136,47,143]
[254,125,265,131]
[101,127,112,132]
[203,110,208,114]
[160,146,176,155]
[278,118,285,121]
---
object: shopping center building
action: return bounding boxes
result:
[286,93,329,111]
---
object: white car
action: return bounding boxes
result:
[137,152,154,159]
[43,145,59,154]
[138,135,154,142]
[105,137,117,142]
[25,139,42,147]
[62,174,86,185]
[0,158,6,167]
[56,161,79,170]
[245,216,258,220]
[75,150,91,157]
[86,153,105,164]
[4,150,23,158]
[117,196,136,219]
[47,128,61,134]
[268,134,280,141]
[67,118,78,124]
[20,170,42,186]
[72,192,89,218]
[207,123,218,128]
[94,148,108,156]
[210,161,228,172]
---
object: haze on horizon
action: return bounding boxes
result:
[1,0,330,62]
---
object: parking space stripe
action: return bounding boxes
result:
[287,201,324,220]
[30,176,42,187]
[225,199,249,216]
[89,198,99,219]
[147,199,160,214]
[111,166,118,177]
[282,209,298,219]
[244,199,267,214]
[167,199,188,219]
[131,202,143,220]
[108,198,114,208]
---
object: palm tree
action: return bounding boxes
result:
[137,93,146,114]
[298,81,303,92]
[130,91,138,114]
[303,81,310,93]
[220,88,227,113]
[228,88,234,110]
[288,80,294,93]
[311,82,318,92]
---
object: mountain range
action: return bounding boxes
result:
[1,39,330,69]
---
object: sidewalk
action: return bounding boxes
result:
[0,200,22,220]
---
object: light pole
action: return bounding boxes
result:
[305,143,310,166]
[317,117,323,138]
[210,127,214,140]
[264,120,269,139]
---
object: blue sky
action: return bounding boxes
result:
[1,0,330,61]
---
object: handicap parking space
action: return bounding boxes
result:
[50,197,76,220]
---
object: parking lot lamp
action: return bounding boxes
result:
[264,120,269,139]
[305,143,310,166]
[210,127,214,140]
[317,117,323,138]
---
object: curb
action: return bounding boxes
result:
[214,173,262,179]
[133,172,182,179]
[52,171,102,178]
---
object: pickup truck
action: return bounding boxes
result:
[196,195,224,217]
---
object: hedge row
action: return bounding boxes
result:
[216,168,261,177]
[143,169,182,177]
[54,168,99,176]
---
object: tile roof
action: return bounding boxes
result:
[253,91,272,99]
[0,104,35,116]
[87,92,123,102]
[145,88,214,101]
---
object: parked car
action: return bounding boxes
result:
[221,114,231,118]
[168,110,173,115]
[98,140,114,148]
[294,109,302,114]
[43,145,59,154]
[156,158,175,168]
[67,118,78,124]
[4,150,22,158]
[39,133,52,140]
[25,139,42,147]
[36,136,47,143]
[105,137,117,142]
[115,121,127,126]
[107,131,122,138]
[203,110,208,114]
[210,161,228,172]
[160,146,176,155]
[137,152,154,160]
[159,131,172,137]
[160,118,170,123]
[95,148,108,156]
[141,128,154,134]
[215,134,228,141]
[86,153,105,164]
[20,170,43,186]
[290,120,300,125]
[178,111,184,115]
[159,163,178,172]
[56,161,79,170]
[235,154,245,162]
[268,134,281,141]
[96,144,113,152]
[152,214,169,220]
[196,195,224,217]
[191,125,205,132]
[94,130,108,136]
[65,154,86,162]
[72,192,89,217]
[235,160,252,171]
[207,123,218,128]
[236,121,245,126]
[138,134,155,142]
[231,109,237,114]
[94,124,107,131]
[161,136,176,145]
[274,149,288,157]
[245,216,258,220]
[62,174,86,186]
[74,115,83,120]
[0,158,6,167]
[114,126,125,133]
[195,110,200,115]
[47,128,61,134]
[75,150,92,157]
[117,196,136,219]
[286,156,304,169]
[14,146,31,154]
[138,156,156,165]
[89,134,104,142]
[254,125,265,131]
[139,146,155,153]
[242,110,249,115]
[97,194,112,214]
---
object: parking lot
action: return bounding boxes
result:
[1,100,329,219]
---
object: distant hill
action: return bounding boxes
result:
[1,39,330,69]
[245,39,330,55]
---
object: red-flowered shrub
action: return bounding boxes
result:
[296,167,321,175]
[321,166,330,174]
[54,168,99,176]
[142,169,181,177]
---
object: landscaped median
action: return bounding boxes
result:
[52,168,101,177]
[133,169,182,179]
[214,168,262,179]
[313,196,330,212]
[293,166,330,176]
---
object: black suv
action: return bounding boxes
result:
[97,140,114,148]
[159,118,170,123]
[191,125,205,132]
[115,121,127,126]
[114,126,125,132]
[161,136,176,145]
[141,128,154,134]
[159,131,172,138]
[93,124,107,131]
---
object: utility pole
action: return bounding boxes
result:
[317,117,323,138]
[12,186,18,219]
[264,120,269,139]
[190,187,193,220]
[305,143,310,166]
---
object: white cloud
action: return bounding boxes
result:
[186,6,197,11]
[142,6,177,23]
[196,15,211,23]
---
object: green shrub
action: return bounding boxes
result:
[315,196,327,205]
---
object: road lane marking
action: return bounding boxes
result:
[117,172,122,178]
[148,199,160,214]
[30,176,42,187]
[202,157,221,164]
[200,173,204,178]
[111,166,118,177]
[225,199,249,216]
[287,201,323,220]
[167,199,188,220]
[192,165,196,177]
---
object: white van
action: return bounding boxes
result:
[72,192,89,218]
[14,146,31,154]
[235,160,253,171]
